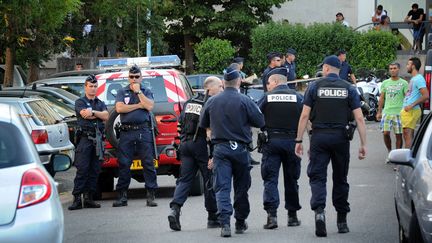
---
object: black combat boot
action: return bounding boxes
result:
[207,212,220,228]
[146,189,158,207]
[168,204,181,231]
[263,213,278,229]
[235,220,248,234]
[83,192,101,208]
[288,210,301,226]
[220,224,231,237]
[112,190,128,207]
[337,212,350,233]
[68,194,82,210]
[314,208,327,237]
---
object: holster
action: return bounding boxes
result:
[257,131,268,153]
[346,121,357,141]
[75,130,82,145]
[172,142,181,161]
[114,123,121,139]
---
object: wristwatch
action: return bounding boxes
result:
[135,90,142,94]
[92,110,95,116]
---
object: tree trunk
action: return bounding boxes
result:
[28,63,40,83]
[4,47,15,87]
[184,34,194,74]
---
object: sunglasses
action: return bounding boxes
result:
[274,59,281,62]
[129,75,141,79]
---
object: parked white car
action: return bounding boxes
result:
[0,104,71,243]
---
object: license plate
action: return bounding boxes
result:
[130,159,159,170]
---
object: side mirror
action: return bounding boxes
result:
[388,149,414,168]
[51,154,72,172]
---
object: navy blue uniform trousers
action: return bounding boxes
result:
[72,137,101,195]
[261,138,301,215]
[308,129,350,213]
[213,142,251,226]
[116,128,158,190]
[170,137,217,213]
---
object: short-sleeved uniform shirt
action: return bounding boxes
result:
[339,61,353,82]
[303,73,361,129]
[381,78,409,115]
[75,96,107,131]
[115,84,154,124]
[403,74,427,110]
[200,87,265,144]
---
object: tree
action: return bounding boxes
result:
[1,1,81,84]
[158,0,287,74]
[195,38,235,73]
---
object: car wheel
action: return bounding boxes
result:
[106,109,121,149]
[190,171,204,196]
[94,171,115,200]
[408,210,424,243]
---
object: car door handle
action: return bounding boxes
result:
[160,118,177,122]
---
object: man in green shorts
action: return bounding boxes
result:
[401,57,429,148]
[376,63,408,152]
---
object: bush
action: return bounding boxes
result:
[194,38,235,74]
[250,22,399,77]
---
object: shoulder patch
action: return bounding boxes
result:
[267,94,297,102]
[185,103,202,115]
[317,88,348,98]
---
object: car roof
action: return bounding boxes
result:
[32,76,87,85]
[0,96,42,103]
[4,86,80,99]
[48,69,108,78]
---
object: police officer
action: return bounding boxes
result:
[262,52,283,92]
[200,67,265,237]
[284,48,297,90]
[168,76,223,231]
[257,67,303,229]
[295,55,366,237]
[69,75,109,210]
[113,65,158,207]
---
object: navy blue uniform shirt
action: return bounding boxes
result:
[115,84,154,124]
[200,87,265,144]
[257,84,304,110]
[303,73,361,129]
[75,96,107,130]
[284,61,296,81]
[262,66,274,92]
[339,61,353,82]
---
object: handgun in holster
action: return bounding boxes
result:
[346,121,357,141]
[257,131,268,153]
[114,123,121,139]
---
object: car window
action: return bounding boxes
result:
[412,113,432,157]
[51,83,84,97]
[178,74,193,98]
[101,76,169,106]
[23,100,61,126]
[37,95,75,118]
[0,122,33,168]
[187,76,202,89]
[44,88,79,102]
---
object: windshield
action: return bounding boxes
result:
[24,100,62,126]
[100,76,169,106]
[0,122,33,168]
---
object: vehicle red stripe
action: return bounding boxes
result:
[96,83,106,97]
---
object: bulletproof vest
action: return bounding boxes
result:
[182,94,206,137]
[310,78,352,124]
[264,87,300,131]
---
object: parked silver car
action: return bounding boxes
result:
[0,97,75,176]
[0,104,71,243]
[388,112,432,243]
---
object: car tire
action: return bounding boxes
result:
[106,109,121,149]
[94,171,115,200]
[190,171,204,196]
[408,210,424,243]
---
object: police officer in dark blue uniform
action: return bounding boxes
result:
[295,55,367,237]
[168,76,223,231]
[284,48,297,90]
[113,65,158,207]
[257,67,303,229]
[200,67,265,237]
[69,75,109,210]
[262,52,283,92]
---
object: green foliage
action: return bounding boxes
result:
[194,38,235,74]
[250,22,399,77]
[350,31,399,70]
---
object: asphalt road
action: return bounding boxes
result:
[60,121,399,243]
